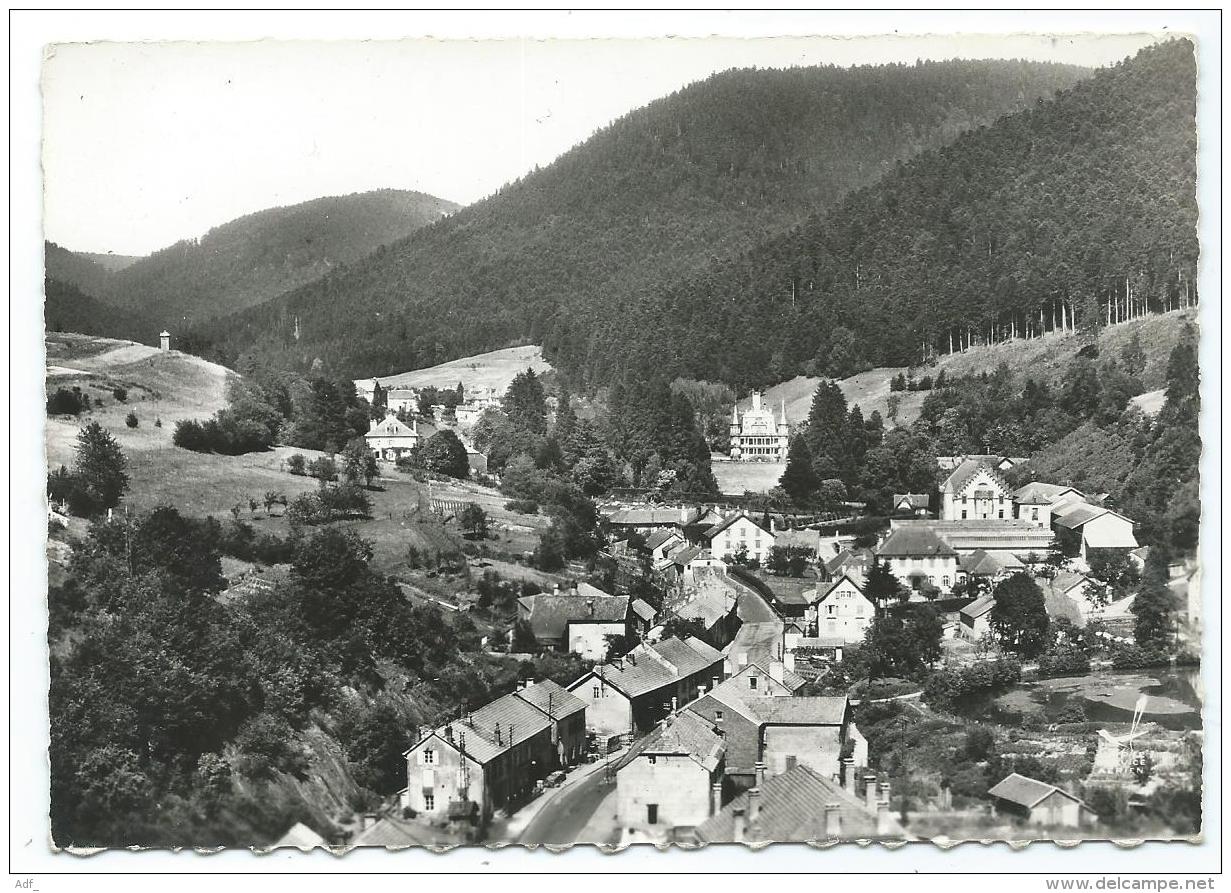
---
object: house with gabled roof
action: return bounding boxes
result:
[702,512,775,564]
[365,414,421,461]
[1012,482,1090,528]
[959,548,1025,580]
[958,594,996,641]
[615,710,726,843]
[646,528,686,561]
[821,547,873,584]
[567,636,726,739]
[988,773,1096,828]
[806,572,875,643]
[691,763,906,844]
[516,582,630,659]
[940,458,1014,522]
[1052,502,1139,561]
[875,525,960,594]
[892,493,931,517]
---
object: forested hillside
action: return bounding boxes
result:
[558,40,1196,390]
[44,277,149,342]
[46,189,458,338]
[45,242,118,300]
[198,59,1090,376]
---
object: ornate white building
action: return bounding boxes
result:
[728,392,790,461]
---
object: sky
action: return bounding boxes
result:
[42,32,1163,256]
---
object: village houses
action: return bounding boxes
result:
[806,572,876,643]
[702,512,775,564]
[364,414,421,461]
[400,680,587,823]
[615,710,726,844]
[568,636,726,741]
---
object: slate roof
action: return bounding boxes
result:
[1013,482,1087,505]
[1051,571,1092,595]
[571,636,723,700]
[813,573,868,604]
[646,528,683,551]
[988,773,1088,810]
[694,764,901,843]
[893,493,930,509]
[517,589,629,641]
[960,594,995,620]
[607,507,695,527]
[272,821,327,849]
[876,526,957,558]
[351,815,455,848]
[752,696,848,726]
[704,512,771,541]
[960,549,1024,577]
[619,709,725,774]
[415,690,552,765]
[1051,502,1108,528]
[824,548,873,577]
[672,545,703,567]
[631,598,658,622]
[514,678,587,720]
[896,520,1053,554]
[941,459,1009,496]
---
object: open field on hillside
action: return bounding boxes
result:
[744,367,923,429]
[742,310,1195,434]
[45,333,234,468]
[353,344,551,393]
[932,309,1194,392]
[712,459,786,495]
[45,332,552,581]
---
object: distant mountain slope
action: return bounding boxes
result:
[44,277,150,343]
[578,40,1196,390]
[77,251,141,272]
[45,242,117,298]
[201,59,1091,376]
[52,189,458,332]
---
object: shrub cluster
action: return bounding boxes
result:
[285,483,371,526]
[1035,647,1092,678]
[922,657,1023,712]
[47,387,90,416]
[174,415,272,455]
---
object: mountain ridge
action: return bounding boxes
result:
[194,58,1093,377]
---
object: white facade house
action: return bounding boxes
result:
[808,573,875,644]
[940,459,1014,522]
[729,392,790,462]
[365,414,420,461]
[874,527,960,594]
[703,513,776,564]
[1052,503,1139,561]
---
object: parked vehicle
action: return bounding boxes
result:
[545,770,567,787]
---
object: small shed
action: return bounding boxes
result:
[988,773,1095,828]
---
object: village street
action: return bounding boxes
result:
[516,765,619,846]
[724,574,785,668]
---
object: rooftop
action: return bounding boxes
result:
[892,493,930,509]
[876,526,957,558]
[693,764,902,843]
[960,549,1025,577]
[704,512,771,541]
[517,587,629,641]
[941,458,1009,496]
[988,773,1086,810]
[514,678,587,720]
[572,636,723,699]
[960,594,996,620]
[619,710,725,774]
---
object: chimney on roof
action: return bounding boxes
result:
[876,801,894,836]
[710,781,723,817]
[824,803,842,838]
[755,761,766,788]
[445,724,454,743]
[865,775,879,809]
[494,722,502,745]
[712,675,720,690]
[732,806,747,843]
[748,787,762,823]
[840,757,855,794]
[671,696,678,713]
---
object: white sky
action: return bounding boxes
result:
[43,32,1163,256]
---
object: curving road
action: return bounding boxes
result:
[517,766,619,846]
